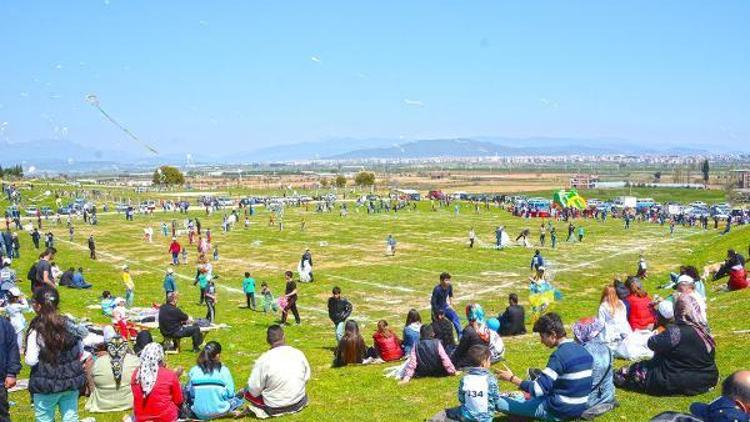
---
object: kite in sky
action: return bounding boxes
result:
[86,94,159,155]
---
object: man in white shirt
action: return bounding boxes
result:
[245,325,311,417]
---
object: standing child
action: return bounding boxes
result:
[549,227,556,249]
[242,272,256,309]
[112,297,135,339]
[260,282,278,313]
[577,226,585,242]
[637,255,648,279]
[205,278,217,323]
[181,246,188,265]
[444,345,502,422]
[196,267,209,305]
[213,245,219,262]
[4,287,30,353]
[122,265,135,307]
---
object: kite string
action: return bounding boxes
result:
[94,104,159,155]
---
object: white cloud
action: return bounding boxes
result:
[403,99,425,107]
[310,56,321,63]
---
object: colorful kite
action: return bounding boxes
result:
[552,188,587,209]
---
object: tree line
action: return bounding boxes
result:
[0,165,24,178]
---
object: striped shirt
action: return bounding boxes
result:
[520,339,593,419]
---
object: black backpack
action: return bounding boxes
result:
[26,262,37,283]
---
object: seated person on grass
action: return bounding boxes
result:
[372,320,403,362]
[244,325,311,417]
[333,320,369,367]
[494,312,594,421]
[443,344,501,422]
[158,292,204,352]
[431,309,457,355]
[689,370,750,422]
[184,341,245,420]
[399,324,456,385]
[498,293,527,337]
[614,294,718,396]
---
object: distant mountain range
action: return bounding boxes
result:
[325,137,713,159]
[0,136,729,173]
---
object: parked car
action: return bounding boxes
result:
[216,197,234,206]
[24,206,39,216]
[427,190,446,200]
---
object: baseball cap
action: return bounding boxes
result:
[167,267,174,274]
[8,286,22,297]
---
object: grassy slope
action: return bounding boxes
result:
[4,185,750,421]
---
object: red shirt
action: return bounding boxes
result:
[131,367,183,422]
[373,332,403,362]
[168,241,181,255]
[626,294,656,330]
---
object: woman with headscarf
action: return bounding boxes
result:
[451,304,504,368]
[25,286,87,422]
[572,318,616,416]
[85,328,140,412]
[131,343,184,421]
[614,294,719,396]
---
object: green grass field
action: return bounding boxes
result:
[4,183,750,421]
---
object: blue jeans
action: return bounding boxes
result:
[495,396,558,421]
[335,321,346,342]
[125,289,134,307]
[33,390,79,422]
[443,307,462,339]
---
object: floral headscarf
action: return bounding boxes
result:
[136,343,164,396]
[675,294,714,353]
[572,317,605,344]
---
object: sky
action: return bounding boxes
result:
[1,1,749,155]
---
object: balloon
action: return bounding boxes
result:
[487,317,500,332]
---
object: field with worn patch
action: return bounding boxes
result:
[6,185,750,421]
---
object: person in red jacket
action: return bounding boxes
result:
[372,320,403,362]
[131,343,184,422]
[625,278,656,330]
[168,237,181,266]
[713,249,749,291]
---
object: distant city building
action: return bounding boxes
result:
[569,174,599,189]
[731,169,750,189]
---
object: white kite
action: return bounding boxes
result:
[86,94,159,155]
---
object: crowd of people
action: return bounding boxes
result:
[0,184,749,421]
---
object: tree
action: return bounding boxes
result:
[153,165,185,186]
[672,166,683,184]
[320,178,329,187]
[653,171,662,182]
[334,175,347,188]
[701,159,710,184]
[354,171,375,187]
